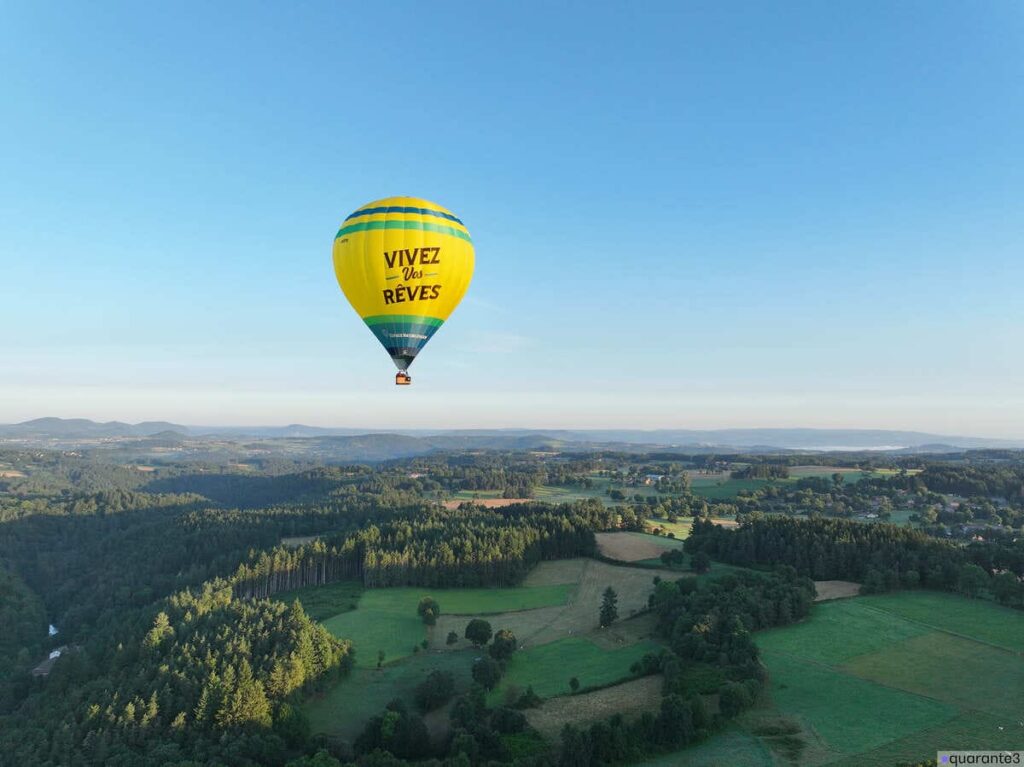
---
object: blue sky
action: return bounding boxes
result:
[1,2,1021,435]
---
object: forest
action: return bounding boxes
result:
[1,445,1022,765]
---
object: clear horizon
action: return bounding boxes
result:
[2,2,1022,435]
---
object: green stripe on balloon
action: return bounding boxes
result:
[363,315,445,328]
[335,220,472,243]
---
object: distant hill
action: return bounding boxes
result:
[2,418,1022,453]
[0,418,188,439]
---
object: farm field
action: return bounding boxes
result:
[436,558,674,651]
[842,632,1024,717]
[761,649,956,754]
[858,590,1024,651]
[643,517,693,537]
[788,466,881,483]
[637,726,775,767]
[750,591,1024,764]
[524,674,663,741]
[690,476,772,499]
[756,599,930,665]
[595,531,685,562]
[688,467,891,500]
[304,648,476,742]
[488,636,662,702]
[595,531,750,576]
[304,556,678,748]
[322,583,574,667]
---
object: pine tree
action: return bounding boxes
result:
[599,586,618,627]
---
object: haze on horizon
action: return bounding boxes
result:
[1,3,1022,436]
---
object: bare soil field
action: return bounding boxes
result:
[0,470,25,478]
[442,498,531,509]
[525,675,664,740]
[814,581,862,601]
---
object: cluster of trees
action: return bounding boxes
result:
[730,464,790,480]
[230,504,604,597]
[687,516,1024,607]
[0,581,350,765]
[915,464,1024,502]
[0,565,47,682]
[551,568,815,766]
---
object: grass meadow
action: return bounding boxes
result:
[637,726,775,767]
[322,584,574,668]
[748,591,1024,765]
[488,636,662,703]
[304,648,476,740]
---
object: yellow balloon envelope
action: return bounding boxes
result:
[332,196,474,379]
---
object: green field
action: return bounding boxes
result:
[690,477,773,499]
[451,489,507,499]
[859,590,1024,651]
[272,580,363,621]
[637,726,774,767]
[489,637,662,702]
[689,468,886,500]
[644,517,693,538]
[321,584,573,667]
[756,599,930,665]
[843,632,1024,717]
[830,712,1024,767]
[750,591,1024,764]
[322,599,425,668]
[788,467,881,484]
[534,482,615,503]
[761,649,957,754]
[304,648,476,740]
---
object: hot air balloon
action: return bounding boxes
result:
[332,197,474,385]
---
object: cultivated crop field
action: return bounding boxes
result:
[747,591,1024,765]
